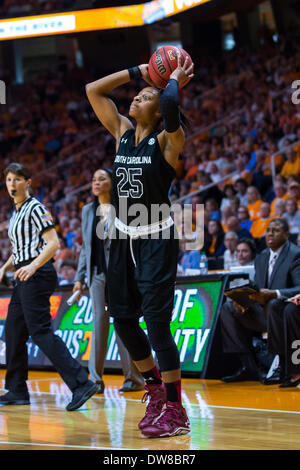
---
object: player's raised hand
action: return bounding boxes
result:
[170,49,194,88]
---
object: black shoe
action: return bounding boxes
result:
[261,366,284,385]
[66,380,100,411]
[279,377,300,388]
[119,380,144,393]
[0,391,30,406]
[221,366,259,383]
[95,380,105,394]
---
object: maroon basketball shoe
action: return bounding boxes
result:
[138,383,166,430]
[141,401,190,438]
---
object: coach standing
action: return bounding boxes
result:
[0,163,99,410]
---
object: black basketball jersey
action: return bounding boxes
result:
[111,129,176,226]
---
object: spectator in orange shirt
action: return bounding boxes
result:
[281,148,300,179]
[250,202,274,239]
[247,186,263,220]
[270,181,289,216]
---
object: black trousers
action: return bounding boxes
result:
[4,261,88,395]
[220,299,267,354]
[221,298,300,375]
[267,299,300,375]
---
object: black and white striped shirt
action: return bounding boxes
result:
[8,197,55,265]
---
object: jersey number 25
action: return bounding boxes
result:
[116,167,144,198]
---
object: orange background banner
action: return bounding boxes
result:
[0,1,211,41]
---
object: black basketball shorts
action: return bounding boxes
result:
[107,228,179,322]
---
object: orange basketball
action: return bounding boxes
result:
[148,46,193,89]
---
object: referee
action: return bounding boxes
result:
[0,163,99,410]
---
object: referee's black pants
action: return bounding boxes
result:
[4,262,88,395]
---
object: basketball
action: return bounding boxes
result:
[148,46,193,89]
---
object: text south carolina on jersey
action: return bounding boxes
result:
[115,155,152,164]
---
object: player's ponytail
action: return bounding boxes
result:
[179,109,192,133]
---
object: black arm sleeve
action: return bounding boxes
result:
[159,79,180,133]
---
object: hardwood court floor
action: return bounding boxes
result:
[0,369,300,450]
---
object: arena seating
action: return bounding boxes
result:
[1,32,300,279]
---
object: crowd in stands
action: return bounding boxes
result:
[1,32,300,284]
[0,0,78,18]
[0,0,128,18]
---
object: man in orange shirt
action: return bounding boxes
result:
[247,186,263,220]
[270,181,289,216]
[281,148,300,179]
[250,203,274,239]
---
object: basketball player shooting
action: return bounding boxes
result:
[85,50,194,438]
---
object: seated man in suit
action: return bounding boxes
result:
[264,292,300,387]
[220,218,300,383]
[279,293,300,387]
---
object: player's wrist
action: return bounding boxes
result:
[169,72,179,81]
[29,260,39,271]
[128,66,142,80]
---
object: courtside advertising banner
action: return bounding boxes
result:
[0,276,223,374]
